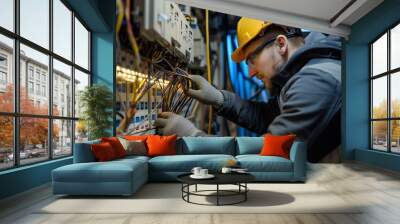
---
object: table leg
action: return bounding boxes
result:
[217,184,219,206]
[187,184,190,202]
[245,183,247,201]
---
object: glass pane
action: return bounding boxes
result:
[20,44,49,115]
[75,120,88,143]
[372,121,388,151]
[372,33,387,76]
[74,17,89,70]
[391,24,400,70]
[74,69,89,118]
[391,120,400,153]
[20,117,49,165]
[20,0,49,49]
[53,59,72,117]
[53,0,72,60]
[0,116,14,170]
[391,72,400,118]
[0,34,14,112]
[372,76,387,119]
[53,119,72,157]
[0,0,14,31]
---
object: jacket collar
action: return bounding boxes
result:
[269,32,342,96]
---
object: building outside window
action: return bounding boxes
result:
[28,66,34,80]
[36,83,40,95]
[0,71,6,85]
[35,70,40,81]
[0,54,7,89]
[0,55,6,67]
[28,81,34,94]
[41,73,46,83]
[41,85,46,97]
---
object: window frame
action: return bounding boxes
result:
[0,0,92,171]
[370,20,400,154]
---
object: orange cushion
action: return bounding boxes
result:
[91,142,118,161]
[146,135,177,157]
[259,134,296,159]
[101,137,127,158]
[124,135,149,141]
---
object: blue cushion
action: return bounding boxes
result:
[73,139,100,163]
[177,137,235,155]
[53,163,133,183]
[289,141,307,181]
[236,137,263,155]
[236,155,293,172]
[52,158,148,195]
[52,159,147,183]
[149,154,235,172]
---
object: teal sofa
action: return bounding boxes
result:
[52,137,307,196]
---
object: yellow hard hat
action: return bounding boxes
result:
[231,17,272,63]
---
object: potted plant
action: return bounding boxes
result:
[79,84,113,140]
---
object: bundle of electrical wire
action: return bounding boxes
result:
[153,67,194,116]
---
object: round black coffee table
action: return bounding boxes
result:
[177,173,255,206]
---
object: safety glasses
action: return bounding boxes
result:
[245,37,276,67]
[245,32,302,68]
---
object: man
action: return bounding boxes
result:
[155,18,342,162]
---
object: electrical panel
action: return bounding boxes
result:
[116,50,162,135]
[115,82,160,134]
[192,19,206,66]
[142,0,194,63]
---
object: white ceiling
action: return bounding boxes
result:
[174,0,384,38]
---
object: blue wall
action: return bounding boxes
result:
[0,158,72,199]
[0,0,115,200]
[344,0,400,171]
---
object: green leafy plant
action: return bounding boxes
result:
[79,84,113,140]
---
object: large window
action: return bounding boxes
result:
[371,23,400,153]
[0,0,91,171]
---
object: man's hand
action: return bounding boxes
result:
[154,112,206,137]
[186,75,224,108]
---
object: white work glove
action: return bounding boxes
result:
[186,75,224,108]
[154,112,206,137]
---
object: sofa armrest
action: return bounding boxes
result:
[289,141,307,181]
[73,140,100,163]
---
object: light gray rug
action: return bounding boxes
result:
[37,183,362,214]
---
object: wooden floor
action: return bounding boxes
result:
[1,162,400,224]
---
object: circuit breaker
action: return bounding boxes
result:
[142,0,194,63]
[142,0,167,46]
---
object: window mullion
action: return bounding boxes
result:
[13,0,21,167]
[388,29,391,152]
[48,0,53,160]
[370,45,373,149]
[71,10,76,154]
[14,0,21,166]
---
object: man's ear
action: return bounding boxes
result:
[275,35,288,56]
